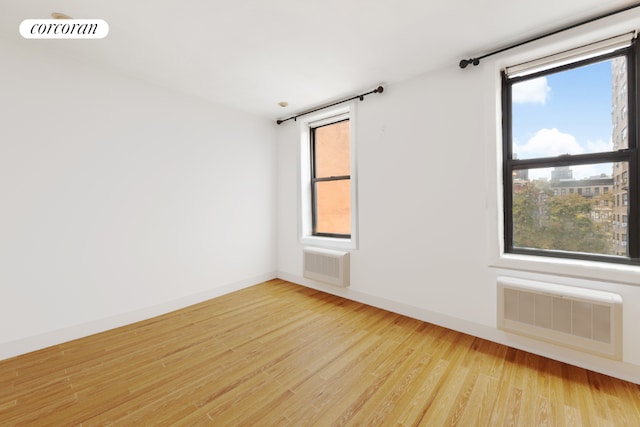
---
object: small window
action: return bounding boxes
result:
[299,102,357,250]
[503,38,637,263]
[310,119,351,237]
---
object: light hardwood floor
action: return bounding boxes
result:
[1,279,639,426]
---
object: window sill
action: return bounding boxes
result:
[301,235,357,251]
[491,253,640,286]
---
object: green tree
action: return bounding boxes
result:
[512,182,546,249]
[512,182,611,255]
[543,194,610,254]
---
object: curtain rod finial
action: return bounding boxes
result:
[376,86,384,93]
[459,58,480,69]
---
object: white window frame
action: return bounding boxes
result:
[483,14,640,286]
[299,102,358,250]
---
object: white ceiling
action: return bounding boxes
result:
[2,1,636,120]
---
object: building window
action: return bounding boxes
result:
[299,103,358,250]
[310,119,351,237]
[503,37,637,263]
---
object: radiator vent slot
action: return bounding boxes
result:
[303,247,350,287]
[498,277,622,360]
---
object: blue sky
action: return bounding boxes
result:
[512,58,616,179]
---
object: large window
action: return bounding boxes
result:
[503,37,638,263]
[310,119,351,237]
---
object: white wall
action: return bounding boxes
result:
[277,64,498,326]
[0,39,277,359]
[276,13,640,383]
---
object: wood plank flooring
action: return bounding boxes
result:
[1,279,639,426]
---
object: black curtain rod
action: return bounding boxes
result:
[459,2,640,69]
[276,86,384,125]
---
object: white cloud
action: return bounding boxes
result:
[515,128,582,158]
[516,131,614,181]
[512,77,550,104]
[585,138,612,153]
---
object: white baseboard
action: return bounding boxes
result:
[0,272,276,361]
[276,271,640,385]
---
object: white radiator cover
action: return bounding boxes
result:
[497,276,622,360]
[303,247,350,287]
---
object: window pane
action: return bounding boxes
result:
[315,179,350,235]
[511,57,626,160]
[314,120,350,178]
[512,164,628,256]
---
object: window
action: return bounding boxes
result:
[299,103,357,249]
[503,37,638,263]
[310,119,351,237]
